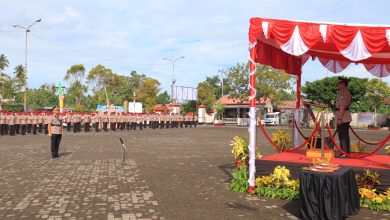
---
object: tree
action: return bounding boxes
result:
[214,103,225,120]
[223,62,294,105]
[14,65,25,90]
[0,54,9,73]
[197,81,216,111]
[65,64,85,83]
[256,65,294,105]
[138,78,160,112]
[302,76,369,112]
[87,65,114,104]
[181,100,197,114]
[204,75,226,100]
[364,78,390,113]
[65,64,87,106]
[26,84,58,110]
[117,71,146,102]
[156,91,170,105]
[224,63,249,102]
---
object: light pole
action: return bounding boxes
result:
[163,56,185,104]
[13,18,42,112]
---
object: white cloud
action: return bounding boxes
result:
[0,0,389,94]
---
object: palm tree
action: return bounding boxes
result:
[14,65,26,92]
[0,54,9,73]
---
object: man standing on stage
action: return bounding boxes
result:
[48,107,63,158]
[335,77,352,158]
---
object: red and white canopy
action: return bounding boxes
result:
[249,17,390,77]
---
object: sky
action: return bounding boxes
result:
[1,0,390,95]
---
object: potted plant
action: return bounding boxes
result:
[231,136,249,168]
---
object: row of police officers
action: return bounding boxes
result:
[0,112,199,136]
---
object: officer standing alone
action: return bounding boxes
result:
[335,77,352,158]
[48,107,63,158]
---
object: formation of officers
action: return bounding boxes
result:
[0,111,199,136]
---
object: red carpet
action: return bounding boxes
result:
[260,151,390,170]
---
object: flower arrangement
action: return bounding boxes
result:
[231,136,248,160]
[359,188,390,212]
[356,169,380,189]
[231,136,249,168]
[254,166,299,200]
[351,141,366,153]
[271,129,292,152]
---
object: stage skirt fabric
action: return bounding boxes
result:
[299,167,360,220]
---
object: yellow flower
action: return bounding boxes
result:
[359,188,377,200]
[372,196,383,204]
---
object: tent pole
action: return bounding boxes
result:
[248,42,257,192]
[294,74,302,147]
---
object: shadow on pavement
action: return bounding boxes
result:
[282,200,300,218]
[218,163,235,182]
[59,151,72,157]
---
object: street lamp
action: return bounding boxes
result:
[13,18,42,112]
[163,56,185,104]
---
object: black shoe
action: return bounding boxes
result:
[336,154,349,159]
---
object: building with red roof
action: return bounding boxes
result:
[215,95,273,125]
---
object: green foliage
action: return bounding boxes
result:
[13,65,26,91]
[301,76,387,113]
[224,62,249,102]
[256,65,294,105]
[230,168,249,192]
[0,54,9,73]
[26,85,58,110]
[197,81,216,111]
[365,78,390,113]
[360,197,390,212]
[181,100,197,114]
[205,74,224,99]
[255,187,299,200]
[254,166,300,200]
[1,78,15,99]
[214,103,225,120]
[138,78,160,112]
[156,91,170,105]
[73,104,85,112]
[65,64,86,105]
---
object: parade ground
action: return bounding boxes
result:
[0,126,389,220]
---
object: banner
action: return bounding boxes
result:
[357,112,374,125]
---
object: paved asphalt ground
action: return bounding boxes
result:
[0,126,389,220]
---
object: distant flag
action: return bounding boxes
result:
[58,81,64,113]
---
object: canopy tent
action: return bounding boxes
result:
[247,17,390,190]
